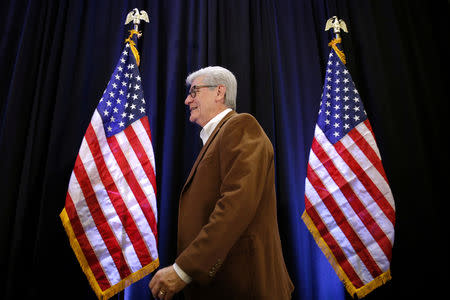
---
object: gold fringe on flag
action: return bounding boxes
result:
[301,210,392,299]
[328,38,346,65]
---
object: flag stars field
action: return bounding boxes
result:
[97,51,147,138]
[316,52,367,145]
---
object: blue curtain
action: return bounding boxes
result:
[0,1,447,300]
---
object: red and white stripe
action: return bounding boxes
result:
[65,110,158,291]
[305,119,395,288]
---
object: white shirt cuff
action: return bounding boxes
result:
[173,263,192,284]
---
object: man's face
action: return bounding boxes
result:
[184,76,220,127]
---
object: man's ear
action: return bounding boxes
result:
[215,85,226,103]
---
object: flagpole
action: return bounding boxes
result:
[124,8,149,66]
[325,16,348,65]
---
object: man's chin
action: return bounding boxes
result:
[189,115,197,124]
[189,109,198,118]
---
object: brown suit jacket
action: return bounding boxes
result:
[176,111,294,299]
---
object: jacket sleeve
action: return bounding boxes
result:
[175,113,272,284]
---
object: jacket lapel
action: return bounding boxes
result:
[181,111,236,193]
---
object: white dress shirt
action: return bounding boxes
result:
[199,108,232,145]
[173,108,232,284]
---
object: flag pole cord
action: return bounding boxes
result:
[124,8,150,66]
[325,16,348,65]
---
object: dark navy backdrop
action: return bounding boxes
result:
[0,1,448,300]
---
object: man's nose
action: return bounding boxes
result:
[184,95,192,105]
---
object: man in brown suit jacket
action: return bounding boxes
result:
[150,66,293,300]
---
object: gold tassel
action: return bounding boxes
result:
[328,38,346,65]
[125,29,141,66]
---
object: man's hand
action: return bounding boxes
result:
[149,265,187,300]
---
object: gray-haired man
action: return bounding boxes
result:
[150,66,293,300]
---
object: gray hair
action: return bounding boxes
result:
[186,66,237,110]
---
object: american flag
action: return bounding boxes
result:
[60,32,159,300]
[302,40,395,298]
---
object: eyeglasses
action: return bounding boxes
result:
[188,85,217,98]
